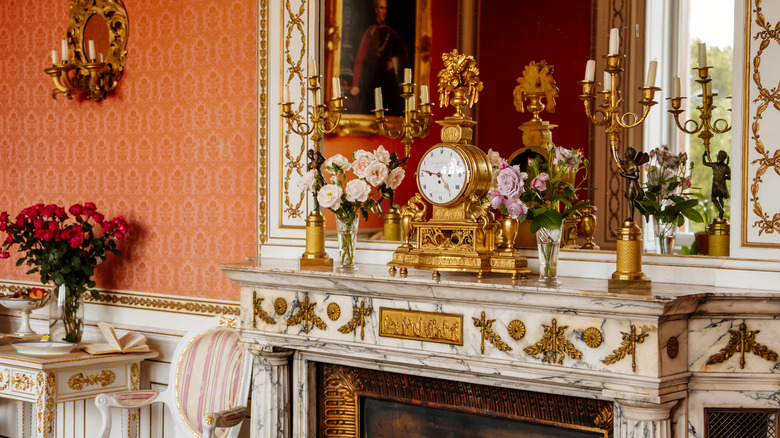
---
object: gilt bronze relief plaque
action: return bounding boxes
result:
[379,307,463,345]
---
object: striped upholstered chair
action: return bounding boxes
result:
[95,316,252,438]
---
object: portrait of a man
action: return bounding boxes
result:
[337,0,416,116]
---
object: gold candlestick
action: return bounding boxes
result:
[668,66,732,256]
[282,75,346,268]
[372,82,434,159]
[579,54,658,292]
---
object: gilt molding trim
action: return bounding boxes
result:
[67,370,116,391]
[258,0,269,249]
[743,0,780,247]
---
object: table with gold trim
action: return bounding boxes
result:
[0,345,157,438]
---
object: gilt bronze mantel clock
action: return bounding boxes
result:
[388,50,531,281]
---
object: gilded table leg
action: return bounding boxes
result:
[16,401,32,438]
[34,372,56,438]
[123,363,141,438]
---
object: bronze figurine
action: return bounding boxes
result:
[702,150,730,219]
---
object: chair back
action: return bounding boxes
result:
[171,315,249,437]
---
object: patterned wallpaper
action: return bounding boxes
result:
[0,1,258,301]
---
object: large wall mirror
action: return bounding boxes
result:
[315,0,738,259]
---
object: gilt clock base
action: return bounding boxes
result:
[389,249,531,280]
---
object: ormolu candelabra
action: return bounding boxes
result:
[372,75,433,241]
[372,82,434,159]
[281,73,346,268]
[668,63,732,256]
[579,44,659,292]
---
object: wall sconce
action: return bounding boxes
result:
[44,0,129,102]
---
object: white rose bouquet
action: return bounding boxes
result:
[298,146,404,268]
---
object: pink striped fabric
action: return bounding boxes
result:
[176,327,244,437]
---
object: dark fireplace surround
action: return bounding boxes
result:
[318,363,614,437]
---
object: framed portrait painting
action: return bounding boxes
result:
[324,0,432,136]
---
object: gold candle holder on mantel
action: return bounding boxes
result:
[578,28,660,293]
[668,43,732,256]
[281,60,346,268]
[372,69,434,241]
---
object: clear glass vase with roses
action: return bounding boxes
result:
[0,203,128,342]
[636,147,703,254]
[299,146,403,271]
[520,146,591,286]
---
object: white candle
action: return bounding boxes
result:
[404,68,412,84]
[332,77,340,98]
[672,76,681,98]
[603,72,612,90]
[584,60,596,82]
[51,50,57,65]
[61,40,67,63]
[374,87,383,110]
[308,57,317,76]
[283,85,290,103]
[88,40,95,61]
[98,52,103,63]
[409,95,416,111]
[608,28,620,55]
[317,88,323,104]
[646,60,657,87]
[698,42,707,68]
[420,85,429,104]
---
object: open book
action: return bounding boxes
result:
[82,322,150,355]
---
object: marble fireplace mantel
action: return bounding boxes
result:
[221,259,780,438]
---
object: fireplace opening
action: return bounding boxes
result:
[361,397,604,438]
[318,363,613,438]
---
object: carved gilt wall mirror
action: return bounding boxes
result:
[44,0,129,101]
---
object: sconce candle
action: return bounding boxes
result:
[374,87,383,110]
[420,85,429,104]
[603,72,612,91]
[698,42,707,68]
[404,68,412,84]
[608,28,620,55]
[283,85,291,103]
[61,40,67,63]
[98,53,103,63]
[409,94,416,112]
[584,60,595,82]
[51,50,58,65]
[672,76,681,98]
[646,60,657,87]
[308,57,317,76]
[332,77,341,98]
[88,40,95,61]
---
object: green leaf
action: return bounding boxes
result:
[90,289,101,300]
[681,208,704,223]
[15,258,24,266]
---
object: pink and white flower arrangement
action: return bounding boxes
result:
[636,146,702,227]
[487,152,529,220]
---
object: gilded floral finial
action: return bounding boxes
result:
[437,49,484,115]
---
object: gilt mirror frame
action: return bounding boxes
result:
[66,0,129,101]
[323,0,432,136]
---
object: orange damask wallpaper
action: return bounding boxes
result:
[0,1,258,301]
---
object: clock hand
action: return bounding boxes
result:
[440,178,450,192]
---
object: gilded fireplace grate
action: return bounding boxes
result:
[706,408,778,438]
[318,363,613,438]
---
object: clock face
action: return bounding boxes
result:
[417,146,468,206]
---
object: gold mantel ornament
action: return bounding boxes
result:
[473,311,511,354]
[44,0,129,102]
[602,324,648,372]
[706,322,778,369]
[524,318,582,365]
[252,292,276,328]
[286,296,327,334]
[579,31,659,293]
[388,50,530,280]
[338,301,373,341]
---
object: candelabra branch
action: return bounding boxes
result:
[373,82,433,159]
[280,75,346,146]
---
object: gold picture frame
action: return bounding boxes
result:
[324,0,432,136]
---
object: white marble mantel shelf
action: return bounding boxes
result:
[222,259,780,438]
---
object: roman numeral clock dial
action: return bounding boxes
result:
[417,146,468,206]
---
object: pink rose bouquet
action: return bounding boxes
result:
[636,146,702,228]
[488,151,529,220]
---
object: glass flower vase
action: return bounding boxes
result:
[336,216,359,272]
[653,216,677,255]
[49,284,85,343]
[536,226,562,287]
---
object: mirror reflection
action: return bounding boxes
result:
[84,13,110,61]
[319,0,735,259]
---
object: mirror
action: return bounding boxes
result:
[319,0,736,258]
[83,14,111,62]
